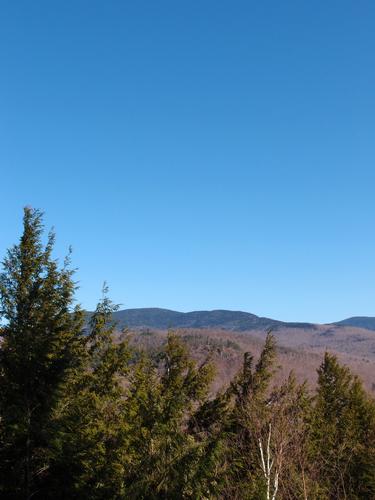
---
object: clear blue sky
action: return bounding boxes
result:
[1,1,374,323]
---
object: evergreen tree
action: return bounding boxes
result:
[0,207,84,499]
[49,287,131,499]
[188,333,281,499]
[123,332,215,498]
[211,333,314,499]
[224,332,278,498]
[310,352,375,499]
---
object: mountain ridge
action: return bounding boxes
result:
[100,308,375,333]
[104,307,324,331]
[84,307,375,388]
[333,316,375,331]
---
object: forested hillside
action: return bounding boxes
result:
[124,328,375,395]
[1,209,374,499]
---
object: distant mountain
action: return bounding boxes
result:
[109,308,316,332]
[83,308,375,381]
[334,316,375,331]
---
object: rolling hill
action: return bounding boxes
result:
[84,308,375,391]
[333,316,375,331]
[110,308,316,331]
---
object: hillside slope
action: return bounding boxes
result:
[87,308,375,390]
[126,328,375,394]
[334,316,375,331]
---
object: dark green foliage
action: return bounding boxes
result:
[123,333,216,498]
[48,287,131,499]
[0,208,84,498]
[223,333,281,498]
[310,352,375,499]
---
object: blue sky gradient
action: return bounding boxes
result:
[1,1,375,322]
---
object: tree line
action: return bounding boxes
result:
[0,208,374,499]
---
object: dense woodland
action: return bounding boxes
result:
[1,208,375,499]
